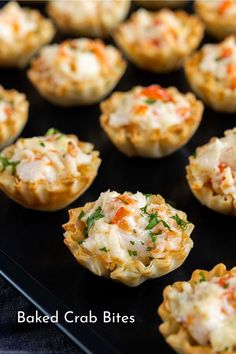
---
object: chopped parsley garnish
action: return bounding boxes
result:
[150,232,157,243]
[144,99,156,105]
[130,241,135,245]
[144,193,153,198]
[0,156,19,175]
[140,204,148,214]
[199,271,206,282]
[215,57,222,62]
[161,220,171,230]
[39,141,45,147]
[100,247,110,252]
[78,210,85,220]
[141,241,145,245]
[128,250,137,256]
[79,240,84,244]
[45,128,64,139]
[146,246,152,252]
[171,214,189,230]
[145,213,160,230]
[84,207,104,237]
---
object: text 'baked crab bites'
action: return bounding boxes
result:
[185,36,236,113]
[114,8,204,73]
[0,1,55,68]
[136,0,187,10]
[100,85,204,158]
[63,191,194,287]
[186,128,236,216]
[158,263,236,354]
[196,0,236,40]
[27,38,127,106]
[0,128,101,211]
[0,86,29,149]
[47,0,130,37]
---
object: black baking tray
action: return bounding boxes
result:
[1,2,236,354]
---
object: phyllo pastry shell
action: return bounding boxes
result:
[47,0,130,37]
[159,263,236,354]
[27,38,126,106]
[0,2,55,68]
[185,35,236,112]
[114,8,204,73]
[0,86,29,149]
[186,128,236,216]
[195,0,236,40]
[63,190,194,287]
[0,129,101,211]
[100,85,203,158]
[136,0,187,9]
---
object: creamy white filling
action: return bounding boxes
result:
[81,191,184,262]
[192,133,236,200]
[169,276,236,351]
[8,135,93,183]
[109,90,190,131]
[0,2,37,43]
[200,37,236,82]
[203,0,236,15]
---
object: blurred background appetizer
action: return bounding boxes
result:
[0,128,101,211]
[47,0,130,37]
[185,36,236,112]
[27,38,126,106]
[0,85,28,149]
[136,0,188,10]
[0,1,55,68]
[195,0,236,40]
[63,190,194,286]
[114,8,204,73]
[159,263,236,354]
[100,85,203,158]
[186,128,236,216]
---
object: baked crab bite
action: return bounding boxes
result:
[136,0,187,9]
[0,1,55,68]
[186,128,236,216]
[0,128,101,211]
[185,36,236,113]
[195,0,236,40]
[159,263,236,354]
[63,191,194,287]
[100,85,204,158]
[47,0,130,37]
[27,38,126,106]
[0,86,29,149]
[114,8,204,73]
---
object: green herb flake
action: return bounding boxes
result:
[0,156,19,175]
[84,207,104,237]
[100,247,110,253]
[79,240,84,244]
[144,99,156,105]
[130,241,135,245]
[39,141,45,147]
[199,271,206,282]
[146,246,152,252]
[141,241,145,245]
[171,214,189,230]
[128,249,137,256]
[45,128,64,139]
[145,213,160,230]
[140,204,148,214]
[144,193,153,198]
[78,210,85,220]
[161,220,171,231]
[150,232,157,243]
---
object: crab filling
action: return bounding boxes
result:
[168,274,236,351]
[78,191,190,265]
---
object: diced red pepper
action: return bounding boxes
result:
[142,85,173,102]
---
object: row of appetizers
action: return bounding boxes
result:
[0,84,236,215]
[2,2,236,112]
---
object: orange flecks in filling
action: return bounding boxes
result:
[142,85,173,102]
[4,105,13,116]
[230,77,236,89]
[134,104,148,115]
[116,194,135,205]
[112,207,132,232]
[150,38,160,46]
[219,162,228,173]
[218,274,231,288]
[221,46,233,58]
[218,0,232,14]
[176,107,190,119]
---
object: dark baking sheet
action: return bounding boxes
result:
[1,2,236,353]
